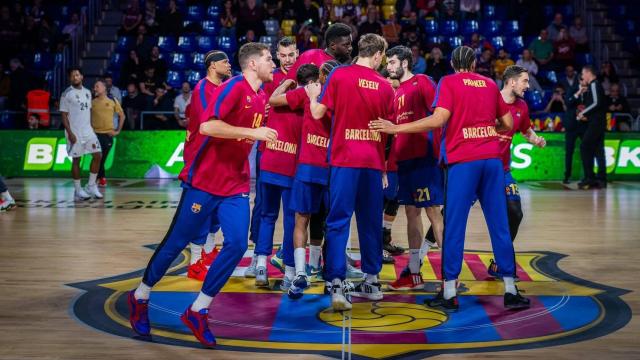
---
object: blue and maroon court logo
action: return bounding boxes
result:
[68,247,631,359]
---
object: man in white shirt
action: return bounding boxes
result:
[173,81,191,128]
[60,67,103,201]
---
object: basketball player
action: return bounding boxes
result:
[60,67,103,201]
[306,34,394,311]
[269,62,339,298]
[246,37,299,278]
[287,23,353,80]
[382,46,444,291]
[128,43,277,347]
[184,51,232,281]
[487,65,546,278]
[370,46,530,311]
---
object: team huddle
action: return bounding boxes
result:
[125,23,548,348]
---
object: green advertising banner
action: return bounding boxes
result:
[1,130,639,181]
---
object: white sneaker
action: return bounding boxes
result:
[85,184,103,199]
[0,199,16,211]
[331,279,353,311]
[255,266,269,287]
[351,280,383,300]
[244,255,257,278]
[74,188,91,201]
[346,263,364,279]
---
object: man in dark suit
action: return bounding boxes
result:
[562,69,586,183]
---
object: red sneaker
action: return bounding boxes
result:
[98,178,107,187]
[200,247,219,267]
[187,260,208,281]
[388,271,424,291]
[181,307,216,348]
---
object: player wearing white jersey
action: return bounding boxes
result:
[60,67,103,201]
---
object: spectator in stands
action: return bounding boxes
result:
[476,48,494,79]
[382,12,401,46]
[146,46,168,84]
[441,0,457,20]
[219,0,237,37]
[265,0,282,19]
[494,48,515,85]
[529,29,554,70]
[30,0,46,24]
[0,63,9,110]
[400,12,422,48]
[395,0,413,19]
[297,0,321,26]
[359,0,381,22]
[460,0,480,20]
[559,64,578,92]
[144,0,159,33]
[120,49,141,87]
[544,85,567,114]
[146,87,173,130]
[139,66,162,97]
[159,0,183,36]
[62,12,81,39]
[134,25,154,62]
[411,45,426,74]
[104,74,122,104]
[8,58,29,111]
[598,61,619,95]
[28,113,40,129]
[426,46,447,82]
[546,13,566,42]
[466,33,493,57]
[570,16,588,53]
[122,82,145,130]
[358,6,383,37]
[38,17,57,51]
[173,81,191,128]
[553,28,575,69]
[320,0,342,24]
[282,0,298,19]
[237,0,265,38]
[607,83,631,131]
[239,29,257,49]
[343,0,362,20]
[516,49,537,75]
[120,0,143,36]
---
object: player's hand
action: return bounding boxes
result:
[532,135,546,148]
[283,79,297,90]
[305,83,321,99]
[252,127,278,142]
[68,132,77,145]
[369,118,397,134]
[382,172,389,189]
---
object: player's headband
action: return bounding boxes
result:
[205,52,229,64]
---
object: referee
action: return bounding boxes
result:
[576,65,607,189]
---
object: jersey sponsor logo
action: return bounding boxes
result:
[462,78,488,88]
[191,203,202,213]
[344,129,382,142]
[462,125,498,139]
[358,78,380,90]
[69,249,631,359]
[306,133,329,148]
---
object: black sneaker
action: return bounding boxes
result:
[504,289,530,310]
[382,229,406,256]
[424,290,459,312]
[382,250,395,264]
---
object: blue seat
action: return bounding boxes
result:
[218,36,237,53]
[169,53,188,70]
[206,4,221,19]
[116,36,131,52]
[264,19,279,36]
[524,90,544,112]
[186,70,203,87]
[186,5,204,21]
[441,20,459,36]
[503,20,520,35]
[540,70,558,84]
[197,36,214,52]
[177,36,196,52]
[425,35,444,46]
[201,20,219,35]
[32,53,53,70]
[483,4,495,18]
[461,20,479,36]
[576,53,593,66]
[506,36,525,55]
[491,36,505,50]
[448,36,464,48]
[109,53,124,70]
[54,53,64,66]
[482,20,502,36]
[421,18,438,34]
[183,20,193,29]
[157,36,176,52]
[44,71,53,85]
[191,53,205,70]
[166,70,184,89]
[259,36,277,47]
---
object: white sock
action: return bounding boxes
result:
[419,240,429,260]
[204,233,216,253]
[504,277,517,295]
[73,179,82,192]
[134,282,151,300]
[443,279,457,300]
[285,265,295,281]
[409,249,421,274]
[308,245,322,268]
[257,255,267,268]
[294,247,306,275]
[191,292,213,312]
[88,172,98,186]
[190,243,203,265]
[365,273,378,284]
[383,220,393,230]
[0,191,12,201]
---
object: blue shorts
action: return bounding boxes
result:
[504,171,521,202]
[290,178,329,214]
[397,157,444,208]
[383,171,398,200]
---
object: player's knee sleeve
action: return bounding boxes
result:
[310,211,326,240]
[507,200,523,242]
[384,198,400,217]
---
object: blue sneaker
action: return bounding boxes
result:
[180,307,216,348]
[127,291,150,337]
[270,252,285,274]
[287,274,309,299]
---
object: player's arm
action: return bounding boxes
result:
[200,117,278,142]
[269,79,297,107]
[369,107,451,134]
[61,111,77,144]
[305,83,328,119]
[495,111,513,132]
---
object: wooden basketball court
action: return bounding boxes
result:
[0,178,638,359]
